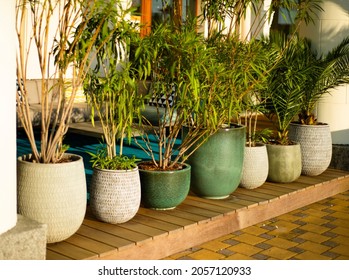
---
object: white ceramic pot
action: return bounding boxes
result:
[17,154,87,243]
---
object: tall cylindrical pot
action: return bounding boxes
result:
[187,124,246,199]
[239,143,268,189]
[17,154,87,243]
[89,167,141,224]
[289,122,332,176]
[266,143,302,183]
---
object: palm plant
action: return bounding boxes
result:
[262,33,317,144]
[297,36,349,125]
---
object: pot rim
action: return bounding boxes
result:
[290,121,329,127]
[93,166,139,173]
[138,161,191,174]
[17,153,83,165]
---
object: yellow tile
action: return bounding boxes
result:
[200,240,231,251]
[301,216,329,225]
[233,233,266,245]
[228,243,263,256]
[298,232,331,243]
[188,249,225,260]
[277,213,302,222]
[297,241,330,254]
[328,244,349,257]
[298,223,330,234]
[331,219,349,229]
[334,255,349,260]
[296,251,331,260]
[268,220,300,236]
[330,198,349,207]
[167,250,192,260]
[330,212,349,221]
[331,227,349,237]
[264,237,299,249]
[262,247,298,260]
[225,253,255,260]
[241,225,269,236]
[302,208,328,218]
[332,235,349,246]
[329,205,349,213]
[216,234,235,242]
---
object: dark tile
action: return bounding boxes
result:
[291,237,306,244]
[255,243,272,250]
[291,228,307,235]
[223,239,240,246]
[321,240,339,248]
[288,246,305,254]
[293,212,308,218]
[258,233,275,240]
[261,225,276,231]
[293,220,307,226]
[323,215,336,221]
[322,223,337,229]
[218,249,235,257]
[323,231,338,238]
[252,253,269,260]
[321,251,340,259]
[322,208,336,214]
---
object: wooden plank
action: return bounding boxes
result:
[46,241,96,260]
[83,218,151,243]
[46,249,73,260]
[45,168,349,260]
[77,224,133,248]
[137,208,194,227]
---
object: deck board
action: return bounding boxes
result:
[46,168,349,260]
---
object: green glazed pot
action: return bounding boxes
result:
[266,143,302,183]
[139,163,191,210]
[187,124,246,199]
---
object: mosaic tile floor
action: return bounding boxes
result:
[165,190,349,260]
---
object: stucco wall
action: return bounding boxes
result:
[300,0,349,144]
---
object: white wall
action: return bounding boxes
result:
[300,0,349,144]
[0,0,17,234]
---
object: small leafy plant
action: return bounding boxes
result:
[87,147,140,170]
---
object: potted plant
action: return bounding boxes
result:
[82,3,145,223]
[261,33,309,183]
[133,19,222,209]
[239,91,272,189]
[16,0,123,243]
[288,36,349,176]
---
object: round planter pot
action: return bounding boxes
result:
[17,154,87,244]
[139,163,190,210]
[239,143,268,189]
[266,143,302,183]
[187,124,246,199]
[89,167,141,224]
[289,122,332,176]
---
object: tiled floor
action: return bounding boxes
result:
[165,190,349,260]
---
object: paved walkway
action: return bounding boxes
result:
[165,190,349,260]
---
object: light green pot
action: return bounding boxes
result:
[266,143,302,183]
[187,124,246,199]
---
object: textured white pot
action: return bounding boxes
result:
[289,122,332,176]
[17,154,87,243]
[239,143,268,189]
[89,167,141,224]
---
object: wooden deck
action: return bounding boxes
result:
[46,168,349,260]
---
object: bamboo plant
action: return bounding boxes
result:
[81,2,146,170]
[16,0,122,163]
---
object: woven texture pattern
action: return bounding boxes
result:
[289,123,332,176]
[90,167,141,224]
[17,154,87,244]
[240,144,269,189]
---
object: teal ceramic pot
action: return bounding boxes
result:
[139,163,191,210]
[187,124,246,199]
[266,143,302,183]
